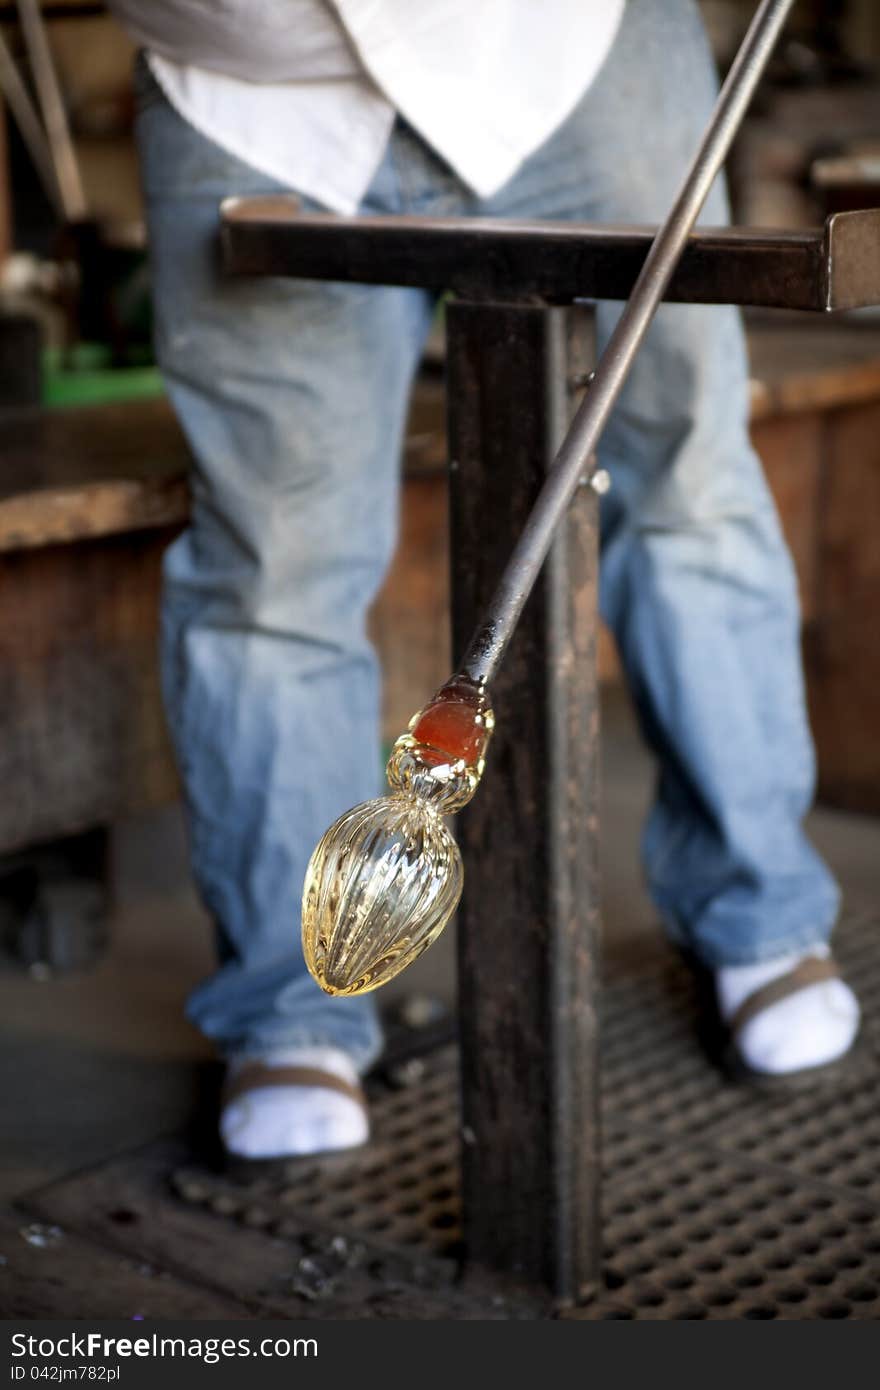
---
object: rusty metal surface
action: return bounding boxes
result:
[17,1119,541,1319]
[572,1148,879,1320]
[0,1208,252,1320]
[446,302,601,1301]
[221,201,880,312]
[19,908,880,1319]
[824,210,880,311]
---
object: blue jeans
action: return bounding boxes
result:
[134,0,839,1068]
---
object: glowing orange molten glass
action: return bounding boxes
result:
[410,677,492,768]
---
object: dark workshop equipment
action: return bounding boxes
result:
[220,0,880,1306]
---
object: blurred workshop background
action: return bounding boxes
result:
[0,0,879,1312]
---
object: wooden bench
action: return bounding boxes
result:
[0,399,187,857]
[746,321,880,816]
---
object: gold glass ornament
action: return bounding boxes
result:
[302,676,494,995]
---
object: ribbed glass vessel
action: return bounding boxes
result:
[302,676,494,996]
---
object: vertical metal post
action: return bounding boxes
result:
[447,300,602,1305]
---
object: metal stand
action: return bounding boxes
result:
[448,303,601,1302]
[220,196,880,1307]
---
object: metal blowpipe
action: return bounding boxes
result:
[302,0,796,996]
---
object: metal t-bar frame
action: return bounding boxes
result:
[219,0,880,1305]
[222,205,880,313]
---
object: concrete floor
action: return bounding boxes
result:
[0,687,876,1205]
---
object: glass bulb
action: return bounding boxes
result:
[302,675,494,995]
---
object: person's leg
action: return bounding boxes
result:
[487,0,857,1072]
[134,58,435,1147]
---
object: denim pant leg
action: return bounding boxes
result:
[488,0,840,965]
[135,69,434,1064]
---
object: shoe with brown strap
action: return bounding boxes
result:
[720,953,861,1089]
[220,1051,370,1174]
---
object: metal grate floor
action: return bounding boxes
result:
[16,907,880,1318]
[160,907,880,1319]
[173,1061,463,1260]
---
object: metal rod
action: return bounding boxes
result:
[459,0,795,687]
[16,0,87,221]
[0,28,63,214]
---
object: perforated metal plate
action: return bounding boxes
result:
[575,1150,879,1320]
[21,908,879,1318]
[160,908,880,1318]
[173,1060,463,1259]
